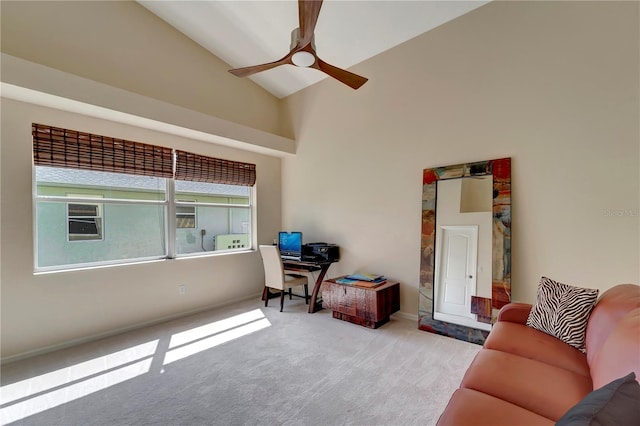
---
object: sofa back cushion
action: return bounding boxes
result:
[589,308,640,389]
[585,284,640,387]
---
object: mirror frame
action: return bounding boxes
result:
[418,157,511,344]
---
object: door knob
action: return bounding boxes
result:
[469,275,473,279]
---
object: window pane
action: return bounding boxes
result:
[34,165,254,269]
[176,215,196,229]
[174,179,251,256]
[37,201,166,268]
[176,206,250,255]
[176,205,196,214]
[36,166,166,201]
[69,218,102,240]
[68,204,99,216]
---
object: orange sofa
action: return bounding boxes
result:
[437,284,640,426]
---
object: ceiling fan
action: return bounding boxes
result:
[228,0,368,90]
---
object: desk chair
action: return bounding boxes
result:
[259,245,309,312]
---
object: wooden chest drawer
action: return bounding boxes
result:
[322,279,400,328]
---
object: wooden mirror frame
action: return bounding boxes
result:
[418,157,511,344]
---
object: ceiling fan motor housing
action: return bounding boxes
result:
[290,27,315,50]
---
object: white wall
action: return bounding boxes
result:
[280,1,639,316]
[0,98,282,359]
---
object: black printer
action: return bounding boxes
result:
[302,243,340,262]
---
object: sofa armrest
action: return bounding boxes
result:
[497,303,533,324]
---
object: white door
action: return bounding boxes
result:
[434,225,478,321]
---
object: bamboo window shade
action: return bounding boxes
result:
[32,124,257,186]
[32,124,174,178]
[175,150,256,186]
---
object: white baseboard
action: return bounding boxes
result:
[1,292,262,365]
[3,297,421,364]
[392,311,419,322]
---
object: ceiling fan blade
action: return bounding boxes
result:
[298,0,323,46]
[314,58,368,90]
[228,54,292,78]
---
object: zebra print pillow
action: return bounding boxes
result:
[526,277,599,353]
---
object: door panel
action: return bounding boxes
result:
[436,226,478,319]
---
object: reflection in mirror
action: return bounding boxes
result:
[433,177,492,332]
[418,158,511,345]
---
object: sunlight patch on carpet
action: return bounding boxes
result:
[0,340,158,424]
[0,309,273,423]
[162,309,271,365]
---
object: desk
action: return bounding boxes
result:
[283,259,335,313]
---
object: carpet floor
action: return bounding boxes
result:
[1,296,481,426]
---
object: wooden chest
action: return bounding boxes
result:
[322,278,400,328]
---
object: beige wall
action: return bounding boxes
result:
[1,0,291,360]
[0,98,282,359]
[0,0,282,136]
[280,1,639,315]
[1,0,638,359]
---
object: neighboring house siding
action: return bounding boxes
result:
[37,201,165,267]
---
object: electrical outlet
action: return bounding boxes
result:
[179,285,186,295]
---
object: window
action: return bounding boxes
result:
[67,196,103,241]
[33,124,256,271]
[176,202,196,229]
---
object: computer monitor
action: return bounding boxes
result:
[278,231,302,259]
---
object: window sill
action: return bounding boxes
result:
[33,249,254,275]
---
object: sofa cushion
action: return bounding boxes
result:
[485,321,590,377]
[526,276,598,352]
[437,388,555,426]
[556,372,640,426]
[460,349,593,421]
[589,308,640,389]
[586,284,640,366]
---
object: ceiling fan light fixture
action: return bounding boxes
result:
[228,0,368,89]
[291,51,316,67]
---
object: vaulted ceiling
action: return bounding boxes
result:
[138,1,489,99]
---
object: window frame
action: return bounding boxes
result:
[33,169,254,272]
[172,180,253,259]
[32,124,256,273]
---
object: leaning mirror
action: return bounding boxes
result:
[418,158,511,344]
